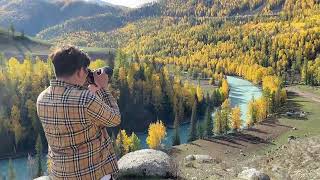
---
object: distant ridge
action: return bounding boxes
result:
[0,0,124,35]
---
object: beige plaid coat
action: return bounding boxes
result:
[36,79,121,180]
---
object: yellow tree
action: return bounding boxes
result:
[256,97,268,122]
[11,105,24,149]
[118,67,127,82]
[129,132,141,152]
[230,106,242,131]
[280,89,287,104]
[152,74,162,113]
[221,98,231,132]
[220,79,229,100]
[89,59,107,70]
[196,85,204,102]
[146,120,166,149]
[6,57,20,80]
[116,130,131,155]
[247,98,257,125]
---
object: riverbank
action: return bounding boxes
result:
[169,90,320,179]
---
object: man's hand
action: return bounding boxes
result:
[88,71,109,93]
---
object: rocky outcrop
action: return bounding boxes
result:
[118,149,176,178]
[238,168,270,180]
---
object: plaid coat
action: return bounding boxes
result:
[36,79,121,180]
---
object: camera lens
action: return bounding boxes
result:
[86,69,95,84]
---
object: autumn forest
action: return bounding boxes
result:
[0,0,319,178]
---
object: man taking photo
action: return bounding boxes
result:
[36,46,121,180]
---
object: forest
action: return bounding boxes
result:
[0,52,229,156]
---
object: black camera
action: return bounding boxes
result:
[86,66,113,85]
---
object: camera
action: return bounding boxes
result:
[86,66,113,85]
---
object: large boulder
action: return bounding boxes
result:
[118,149,175,178]
[238,168,270,180]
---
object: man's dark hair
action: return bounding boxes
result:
[50,46,91,77]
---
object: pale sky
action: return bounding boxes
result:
[103,0,156,8]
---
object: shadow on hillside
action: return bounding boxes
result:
[13,41,24,55]
[203,131,275,149]
[258,118,292,129]
[21,38,32,52]
[246,127,268,134]
[278,91,308,121]
[165,146,183,158]
[203,138,242,149]
[229,132,274,145]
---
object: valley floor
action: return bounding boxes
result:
[169,90,320,180]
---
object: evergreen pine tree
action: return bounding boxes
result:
[302,58,308,85]
[188,95,198,142]
[204,107,213,137]
[35,134,42,178]
[172,97,183,146]
[118,131,126,157]
[214,109,223,135]
[197,121,204,139]
[172,113,181,146]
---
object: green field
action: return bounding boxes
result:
[259,91,320,154]
[295,85,320,97]
[0,28,115,60]
[80,47,115,54]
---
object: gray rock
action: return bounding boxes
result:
[185,154,196,161]
[194,155,214,163]
[118,149,175,178]
[34,177,50,180]
[185,154,214,163]
[238,168,270,180]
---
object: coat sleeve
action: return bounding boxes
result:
[86,88,121,127]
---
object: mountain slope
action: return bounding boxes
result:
[158,0,317,17]
[36,2,161,40]
[0,27,51,58]
[36,13,124,40]
[0,0,124,35]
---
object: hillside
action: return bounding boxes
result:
[158,0,318,17]
[2,0,297,42]
[52,0,319,86]
[35,0,282,41]
[0,27,116,61]
[0,0,124,35]
[0,27,51,58]
[36,13,124,40]
[36,2,161,40]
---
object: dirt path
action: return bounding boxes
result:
[286,86,320,103]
